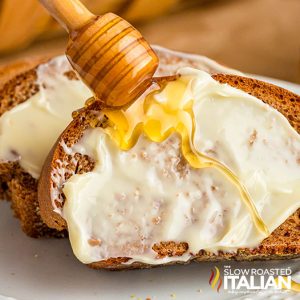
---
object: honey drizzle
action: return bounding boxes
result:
[98,77,269,236]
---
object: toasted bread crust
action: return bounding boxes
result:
[38,74,300,269]
[0,57,48,89]
[0,58,67,237]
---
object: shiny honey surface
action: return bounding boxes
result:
[91,76,269,236]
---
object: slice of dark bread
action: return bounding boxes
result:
[38,74,300,270]
[0,46,238,238]
[0,59,70,237]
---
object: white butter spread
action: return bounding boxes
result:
[0,56,92,178]
[0,49,238,179]
[61,68,300,265]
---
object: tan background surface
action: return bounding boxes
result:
[0,0,299,84]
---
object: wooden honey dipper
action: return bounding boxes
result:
[39,0,159,107]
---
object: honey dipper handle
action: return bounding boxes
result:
[39,0,95,32]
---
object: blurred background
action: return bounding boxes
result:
[0,0,299,83]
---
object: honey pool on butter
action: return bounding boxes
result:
[60,68,300,265]
[102,76,268,236]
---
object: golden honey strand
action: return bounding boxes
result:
[101,78,269,236]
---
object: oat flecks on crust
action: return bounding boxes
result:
[46,104,118,229]
[153,242,189,258]
[5,164,67,238]
[0,69,39,117]
[51,152,95,214]
[49,103,106,220]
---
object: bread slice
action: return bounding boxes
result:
[38,74,300,270]
[0,57,70,237]
[0,46,238,238]
[0,56,49,88]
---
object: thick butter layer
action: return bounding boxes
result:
[0,56,92,178]
[0,49,236,179]
[62,68,300,264]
